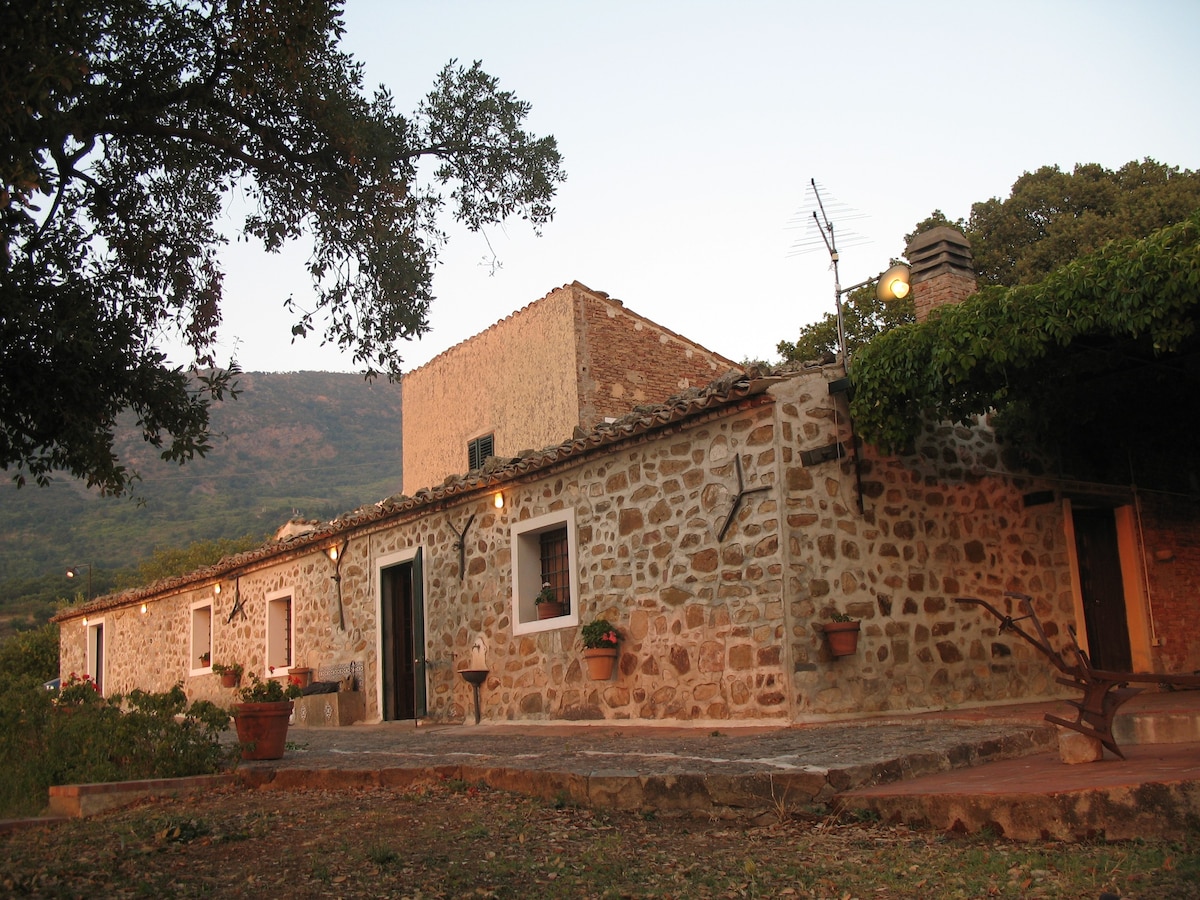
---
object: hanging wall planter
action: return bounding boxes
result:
[581,618,621,680]
[822,620,861,657]
[583,647,618,680]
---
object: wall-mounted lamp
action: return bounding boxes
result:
[213,582,221,595]
[328,539,349,631]
[493,491,505,510]
[140,603,148,615]
[833,262,911,372]
[875,263,911,302]
[82,616,88,627]
[66,564,93,601]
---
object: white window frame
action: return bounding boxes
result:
[86,616,106,695]
[512,508,580,636]
[265,589,295,676]
[189,599,214,675]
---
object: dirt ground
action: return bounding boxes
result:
[3,778,1198,898]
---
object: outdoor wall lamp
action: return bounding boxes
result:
[833,262,912,372]
[140,603,148,615]
[328,539,349,631]
[875,262,911,302]
[66,564,93,601]
[493,491,504,509]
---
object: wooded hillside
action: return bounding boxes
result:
[0,372,403,619]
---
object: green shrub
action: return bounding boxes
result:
[0,622,59,683]
[0,676,233,817]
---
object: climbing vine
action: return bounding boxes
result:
[850,213,1200,479]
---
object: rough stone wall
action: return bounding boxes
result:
[400,287,580,495]
[779,371,1077,717]
[1137,493,1200,673]
[61,369,1126,724]
[576,292,736,426]
[383,393,791,725]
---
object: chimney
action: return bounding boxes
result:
[905,226,976,322]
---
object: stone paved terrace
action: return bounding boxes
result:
[231,693,1200,840]
[22,693,1199,842]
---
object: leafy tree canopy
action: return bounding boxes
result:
[1,0,565,495]
[776,284,914,363]
[779,159,1200,363]
[966,159,1200,287]
[850,213,1200,489]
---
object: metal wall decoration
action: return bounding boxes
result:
[717,454,771,542]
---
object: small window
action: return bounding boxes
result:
[266,591,294,673]
[512,509,580,635]
[468,433,494,471]
[190,600,213,673]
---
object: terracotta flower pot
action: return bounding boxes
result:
[233,701,294,759]
[537,601,566,620]
[823,621,861,657]
[583,646,618,680]
[289,667,313,689]
[220,672,241,689]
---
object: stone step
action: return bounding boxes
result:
[1113,705,1200,746]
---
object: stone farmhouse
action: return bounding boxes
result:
[55,230,1200,726]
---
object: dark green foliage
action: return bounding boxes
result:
[0,674,232,816]
[0,622,58,682]
[850,213,1200,489]
[2,1,564,495]
[580,618,619,649]
[237,673,301,703]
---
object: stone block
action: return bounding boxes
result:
[1057,728,1103,764]
[293,691,365,727]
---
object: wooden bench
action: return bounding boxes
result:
[293,661,365,728]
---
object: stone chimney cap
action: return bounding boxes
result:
[906,226,971,258]
[906,226,973,283]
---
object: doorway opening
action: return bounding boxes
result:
[379,550,426,721]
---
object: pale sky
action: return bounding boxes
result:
[185,0,1200,374]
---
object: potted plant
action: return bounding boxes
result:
[199,651,211,667]
[288,664,314,690]
[535,582,566,620]
[581,618,620,680]
[232,674,302,760]
[821,610,861,657]
[212,662,243,688]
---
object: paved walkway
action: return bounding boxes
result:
[232,693,1200,839]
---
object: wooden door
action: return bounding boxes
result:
[1072,507,1133,671]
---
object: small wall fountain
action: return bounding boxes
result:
[458,636,489,725]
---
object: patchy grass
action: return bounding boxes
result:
[2,780,1197,898]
